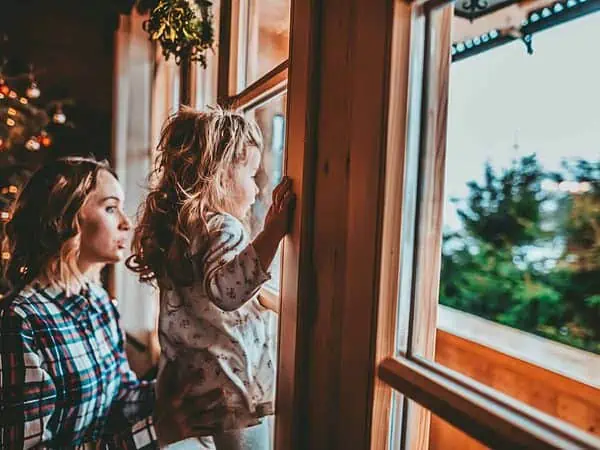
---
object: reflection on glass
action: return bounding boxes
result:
[244,0,290,88]
[246,92,287,291]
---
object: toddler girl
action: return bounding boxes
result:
[128,106,294,449]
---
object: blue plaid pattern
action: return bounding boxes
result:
[0,282,157,449]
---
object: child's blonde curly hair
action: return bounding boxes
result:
[127,106,263,286]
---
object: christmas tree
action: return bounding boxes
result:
[0,36,70,292]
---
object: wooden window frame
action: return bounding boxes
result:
[214,1,318,449]
[371,1,600,449]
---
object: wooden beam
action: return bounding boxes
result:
[217,0,232,104]
[232,61,288,110]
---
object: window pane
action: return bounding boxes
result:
[443,8,600,354]
[245,91,287,291]
[241,0,290,89]
[410,1,600,437]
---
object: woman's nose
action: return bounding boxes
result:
[120,212,132,231]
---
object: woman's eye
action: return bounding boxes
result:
[106,206,117,213]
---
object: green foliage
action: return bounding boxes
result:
[440,155,600,354]
[142,0,214,67]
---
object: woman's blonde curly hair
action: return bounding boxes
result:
[127,106,263,286]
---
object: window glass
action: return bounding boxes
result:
[241,0,290,88]
[246,91,287,291]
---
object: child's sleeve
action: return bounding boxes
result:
[200,215,270,311]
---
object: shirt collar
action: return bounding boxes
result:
[32,281,103,319]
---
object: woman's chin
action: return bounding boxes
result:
[107,251,124,264]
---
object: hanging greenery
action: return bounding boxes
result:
[141,0,215,67]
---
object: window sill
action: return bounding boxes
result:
[437,304,600,389]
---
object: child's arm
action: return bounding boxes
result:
[258,288,280,313]
[202,214,271,311]
[202,178,295,312]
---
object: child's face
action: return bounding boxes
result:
[229,146,261,219]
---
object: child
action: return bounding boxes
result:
[128,106,294,449]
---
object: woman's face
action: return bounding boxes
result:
[229,146,261,219]
[78,170,132,269]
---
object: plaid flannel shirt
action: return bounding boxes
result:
[0,282,158,449]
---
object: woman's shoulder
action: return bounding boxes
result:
[0,282,54,323]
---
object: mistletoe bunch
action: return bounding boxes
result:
[142,0,214,67]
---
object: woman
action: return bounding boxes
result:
[0,157,222,449]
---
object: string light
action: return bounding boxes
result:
[19,97,28,104]
[6,118,15,127]
[1,252,10,260]
[25,79,42,98]
[40,132,52,147]
[25,137,40,151]
[7,107,16,116]
[1,211,11,221]
[53,106,66,124]
[8,90,17,99]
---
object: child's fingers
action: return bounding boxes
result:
[272,177,287,197]
[272,177,291,204]
[279,190,296,211]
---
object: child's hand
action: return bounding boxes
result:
[263,177,295,242]
[252,177,295,276]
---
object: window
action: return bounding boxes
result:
[372,0,600,448]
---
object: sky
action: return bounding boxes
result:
[444,11,600,232]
